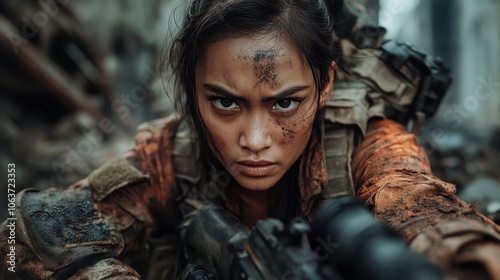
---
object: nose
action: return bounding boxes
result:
[239,116,272,153]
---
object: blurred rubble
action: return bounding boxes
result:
[0,0,178,221]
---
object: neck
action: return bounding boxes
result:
[231,180,285,227]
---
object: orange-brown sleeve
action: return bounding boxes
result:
[96,114,182,254]
[353,118,500,277]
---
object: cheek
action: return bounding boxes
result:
[273,113,315,146]
[274,100,317,145]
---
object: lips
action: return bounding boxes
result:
[236,160,277,177]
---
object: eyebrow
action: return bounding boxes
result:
[202,83,310,102]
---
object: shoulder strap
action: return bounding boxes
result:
[322,122,357,198]
[321,81,380,199]
[172,122,201,184]
[172,121,208,216]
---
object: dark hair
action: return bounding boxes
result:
[168,0,345,167]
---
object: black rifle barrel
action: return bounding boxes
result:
[180,205,250,280]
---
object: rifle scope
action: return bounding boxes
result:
[310,196,443,280]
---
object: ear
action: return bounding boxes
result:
[319,62,337,108]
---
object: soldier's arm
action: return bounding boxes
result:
[353,118,500,278]
[0,160,151,279]
[0,114,182,279]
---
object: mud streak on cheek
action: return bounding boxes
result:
[274,117,297,145]
[253,49,280,88]
[281,126,296,145]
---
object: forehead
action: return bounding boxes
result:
[197,33,312,90]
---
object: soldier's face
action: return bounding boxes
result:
[196,33,334,192]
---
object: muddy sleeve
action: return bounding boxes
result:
[0,179,148,279]
[0,115,182,279]
[353,118,500,278]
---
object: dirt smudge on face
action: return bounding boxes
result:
[274,117,297,145]
[253,49,281,88]
[281,126,296,145]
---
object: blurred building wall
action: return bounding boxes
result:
[455,0,500,136]
[70,0,184,123]
[380,0,500,142]
[71,0,180,54]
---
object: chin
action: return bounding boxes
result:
[235,176,279,192]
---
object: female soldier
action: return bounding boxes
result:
[2,0,500,279]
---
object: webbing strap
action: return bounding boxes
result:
[321,81,378,199]
[322,122,356,198]
[172,123,209,217]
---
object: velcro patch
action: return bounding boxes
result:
[88,156,148,201]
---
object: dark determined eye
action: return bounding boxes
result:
[273,99,298,111]
[213,98,239,110]
[220,99,234,108]
[278,99,292,108]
